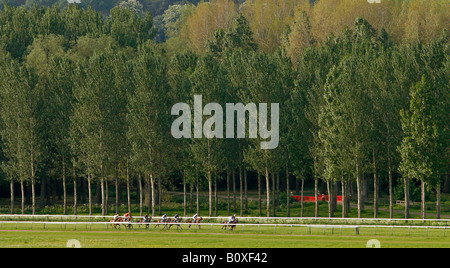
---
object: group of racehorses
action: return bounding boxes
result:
[109,216,204,230]
[108,216,239,231]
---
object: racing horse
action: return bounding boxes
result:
[155,217,172,230]
[138,216,152,229]
[222,218,239,231]
[109,217,123,229]
[169,217,183,230]
[109,216,133,229]
[123,217,134,229]
[186,217,203,230]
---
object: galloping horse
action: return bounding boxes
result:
[169,217,183,230]
[123,217,133,229]
[109,217,124,229]
[138,216,152,229]
[222,218,239,231]
[186,217,203,230]
[155,217,172,229]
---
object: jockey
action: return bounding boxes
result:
[192,213,198,222]
[174,213,180,222]
[124,212,131,222]
[228,214,236,224]
[113,213,120,222]
[162,213,167,223]
[143,214,150,222]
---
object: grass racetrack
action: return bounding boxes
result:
[1,223,450,248]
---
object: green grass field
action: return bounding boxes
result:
[1,229,450,248]
[2,191,450,248]
[1,221,450,248]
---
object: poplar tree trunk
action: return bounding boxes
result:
[258,172,261,216]
[233,168,236,211]
[245,170,248,212]
[189,184,193,213]
[341,177,346,218]
[183,170,187,217]
[314,178,319,217]
[276,172,279,212]
[265,165,270,217]
[150,174,155,216]
[10,179,14,214]
[388,160,394,219]
[31,148,36,215]
[214,175,218,216]
[227,166,230,216]
[404,177,410,219]
[286,165,290,217]
[158,177,162,215]
[327,180,334,217]
[101,177,105,216]
[63,159,67,215]
[333,182,337,212]
[88,174,92,216]
[387,115,394,219]
[356,161,363,218]
[239,165,243,217]
[373,151,378,218]
[21,179,24,215]
[196,177,199,215]
[127,160,131,214]
[208,169,212,217]
[139,174,143,216]
[272,173,276,216]
[73,164,77,216]
[436,183,441,219]
[115,165,120,214]
[208,139,212,217]
[105,179,108,215]
[146,175,151,215]
[300,179,304,217]
[421,180,426,219]
[31,178,35,215]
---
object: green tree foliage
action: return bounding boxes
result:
[24,0,68,9]
[0,60,40,214]
[0,5,36,58]
[127,46,172,216]
[108,5,155,48]
[189,54,230,217]
[399,75,445,219]
[70,49,131,215]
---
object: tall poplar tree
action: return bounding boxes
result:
[127,46,171,217]
[399,75,443,219]
[0,60,40,214]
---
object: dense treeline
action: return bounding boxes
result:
[0,0,448,219]
[2,0,203,16]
